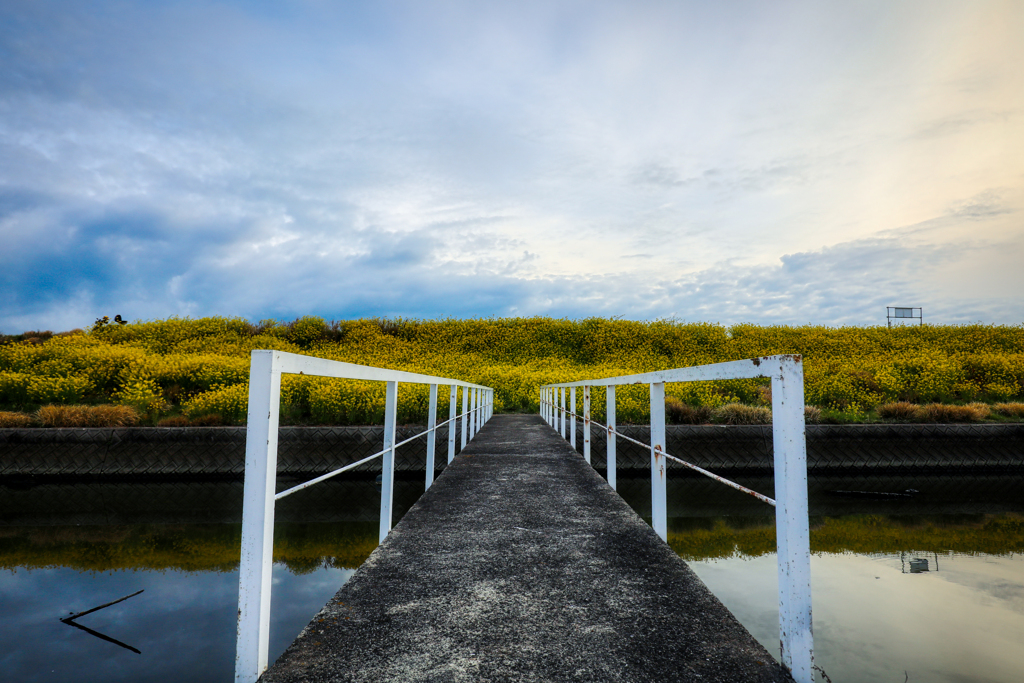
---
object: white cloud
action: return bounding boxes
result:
[0,0,1021,332]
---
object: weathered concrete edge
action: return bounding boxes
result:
[2,422,1020,478]
[2,422,1022,442]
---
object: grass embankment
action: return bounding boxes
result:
[1,316,1023,426]
[2,515,1020,572]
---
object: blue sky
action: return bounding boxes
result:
[1,0,1021,332]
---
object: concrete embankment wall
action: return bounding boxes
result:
[0,425,457,477]
[1,422,1021,478]
[579,423,1024,472]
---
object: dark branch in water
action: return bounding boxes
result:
[60,589,145,654]
[61,619,141,655]
[61,589,144,622]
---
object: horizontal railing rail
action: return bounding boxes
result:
[540,355,813,683]
[554,406,777,506]
[236,350,493,683]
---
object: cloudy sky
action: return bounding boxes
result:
[1,0,1021,332]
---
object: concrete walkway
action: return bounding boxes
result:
[260,414,793,682]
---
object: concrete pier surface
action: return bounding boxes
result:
[259,414,793,682]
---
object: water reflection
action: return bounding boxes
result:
[0,478,406,683]
[1,474,1022,683]
[60,588,146,654]
[686,551,1024,683]
[0,563,353,683]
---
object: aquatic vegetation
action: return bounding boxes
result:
[0,316,1022,425]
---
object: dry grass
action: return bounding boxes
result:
[36,404,141,428]
[665,397,712,424]
[994,402,1024,418]
[156,415,191,427]
[712,403,772,425]
[187,413,226,426]
[915,403,988,423]
[803,406,822,424]
[0,411,36,427]
[877,402,920,420]
[966,402,991,419]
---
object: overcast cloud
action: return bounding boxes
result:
[1,0,1021,332]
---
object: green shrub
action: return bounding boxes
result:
[27,375,93,404]
[287,316,328,347]
[182,384,249,423]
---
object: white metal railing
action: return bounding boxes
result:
[539,355,813,683]
[235,350,493,683]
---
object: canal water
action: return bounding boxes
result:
[1,472,1022,682]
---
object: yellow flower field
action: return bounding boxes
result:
[1,316,1022,425]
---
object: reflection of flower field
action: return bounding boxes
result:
[1,316,1023,425]
[0,522,378,574]
[668,513,1024,561]
[2,515,1020,571]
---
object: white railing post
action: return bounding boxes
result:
[425,383,438,490]
[583,384,591,464]
[538,356,812,680]
[448,385,457,463]
[606,385,617,491]
[233,352,491,683]
[471,388,478,438]
[379,381,398,543]
[560,387,566,438]
[570,387,577,450]
[650,381,667,541]
[235,350,282,683]
[772,360,813,683]
[461,386,469,450]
